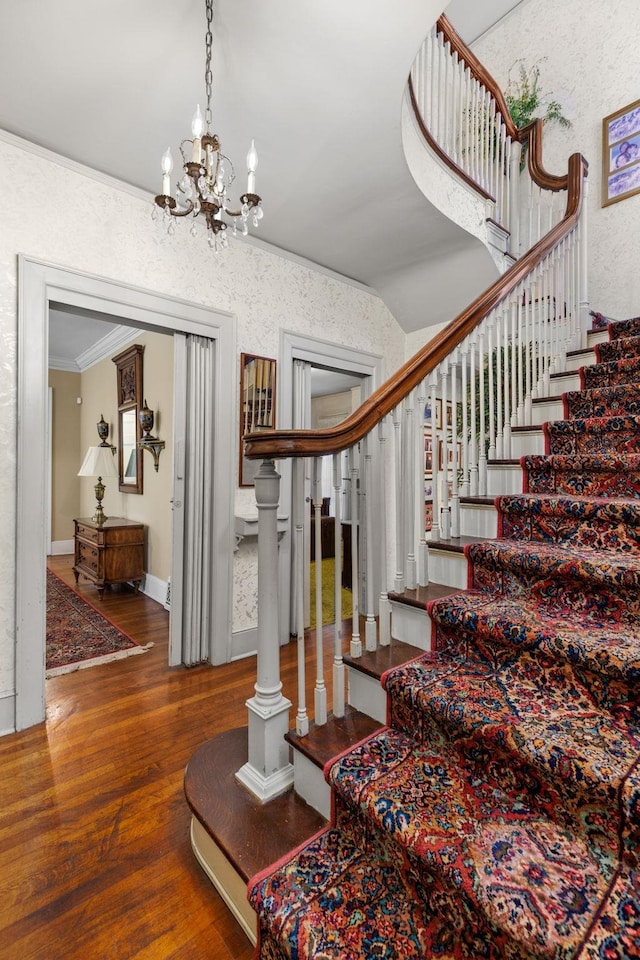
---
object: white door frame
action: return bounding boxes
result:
[277,331,384,641]
[16,256,236,730]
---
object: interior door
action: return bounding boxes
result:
[169,333,187,666]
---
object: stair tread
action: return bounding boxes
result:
[327,728,636,958]
[428,534,488,553]
[285,706,381,770]
[459,496,495,505]
[429,588,640,684]
[185,727,326,883]
[344,638,426,680]
[388,583,460,608]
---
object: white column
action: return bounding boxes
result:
[236,459,294,802]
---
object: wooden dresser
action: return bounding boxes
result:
[73,517,145,599]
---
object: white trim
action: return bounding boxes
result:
[230,626,258,661]
[0,127,376,297]
[140,572,169,607]
[49,539,74,556]
[190,818,256,946]
[17,256,236,730]
[0,693,16,736]
[277,332,385,638]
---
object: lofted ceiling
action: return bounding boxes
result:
[1,0,524,364]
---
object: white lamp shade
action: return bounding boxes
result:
[78,445,118,478]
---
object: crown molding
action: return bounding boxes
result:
[0,127,378,298]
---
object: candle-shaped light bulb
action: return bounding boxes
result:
[191,104,204,162]
[161,147,173,195]
[246,139,258,194]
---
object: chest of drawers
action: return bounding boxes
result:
[73,518,145,599]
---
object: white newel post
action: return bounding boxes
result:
[236,459,294,802]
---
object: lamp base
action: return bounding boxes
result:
[93,477,107,526]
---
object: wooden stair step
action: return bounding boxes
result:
[429,535,488,553]
[285,706,381,771]
[388,583,460,609]
[185,727,326,884]
[344,637,427,681]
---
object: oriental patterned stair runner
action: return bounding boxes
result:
[249,315,640,959]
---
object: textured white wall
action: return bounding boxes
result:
[0,134,404,707]
[473,0,640,319]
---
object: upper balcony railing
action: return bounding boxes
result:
[236,15,590,803]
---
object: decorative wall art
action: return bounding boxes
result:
[602,97,640,206]
[239,353,277,487]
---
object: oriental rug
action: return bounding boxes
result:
[46,569,152,677]
[249,311,640,958]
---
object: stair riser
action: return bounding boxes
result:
[530,397,564,425]
[499,512,640,552]
[390,601,432,650]
[486,464,524,496]
[426,548,467,588]
[565,350,595,372]
[511,429,545,458]
[348,666,387,724]
[460,503,497,539]
[292,751,331,820]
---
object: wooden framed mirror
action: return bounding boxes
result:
[112,343,144,494]
[239,352,277,487]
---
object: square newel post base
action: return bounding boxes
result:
[235,694,294,803]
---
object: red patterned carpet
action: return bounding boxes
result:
[249,314,640,958]
[46,569,151,676]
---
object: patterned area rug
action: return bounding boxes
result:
[249,313,640,958]
[46,569,152,677]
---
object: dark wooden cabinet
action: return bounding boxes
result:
[73,517,145,599]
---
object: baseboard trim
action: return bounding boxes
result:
[0,693,16,735]
[141,572,169,607]
[230,627,258,661]
[49,539,74,556]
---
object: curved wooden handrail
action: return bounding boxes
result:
[436,14,518,141]
[244,151,587,462]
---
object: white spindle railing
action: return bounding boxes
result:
[238,19,589,802]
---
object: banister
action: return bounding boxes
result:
[436,14,519,141]
[244,152,588,463]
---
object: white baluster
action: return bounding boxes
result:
[495,312,503,460]
[416,380,429,586]
[363,432,377,652]
[349,446,361,658]
[312,458,327,726]
[460,346,470,495]
[487,320,496,460]
[469,339,478,496]
[404,391,417,589]
[292,458,308,737]
[392,405,404,592]
[450,355,460,538]
[377,418,391,643]
[478,329,487,495]
[429,378,441,541]
[440,367,451,539]
[332,452,345,718]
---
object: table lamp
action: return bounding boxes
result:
[78,445,118,526]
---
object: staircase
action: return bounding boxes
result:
[248,313,640,957]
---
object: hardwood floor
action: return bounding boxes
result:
[0,557,258,959]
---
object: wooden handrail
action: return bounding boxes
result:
[436,14,519,142]
[244,152,588,462]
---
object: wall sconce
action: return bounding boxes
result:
[96,413,116,453]
[137,399,165,472]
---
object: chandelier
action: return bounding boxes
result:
[153,0,263,251]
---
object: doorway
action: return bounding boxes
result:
[278,331,384,640]
[16,257,235,730]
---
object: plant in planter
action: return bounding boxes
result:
[505,59,572,166]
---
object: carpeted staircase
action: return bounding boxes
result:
[248,315,640,958]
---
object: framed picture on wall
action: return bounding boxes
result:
[602,97,640,206]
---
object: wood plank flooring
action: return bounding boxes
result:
[0,557,257,959]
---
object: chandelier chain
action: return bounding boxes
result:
[204,0,213,128]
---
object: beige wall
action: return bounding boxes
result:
[473,0,640,319]
[77,330,174,582]
[311,388,361,428]
[48,369,82,542]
